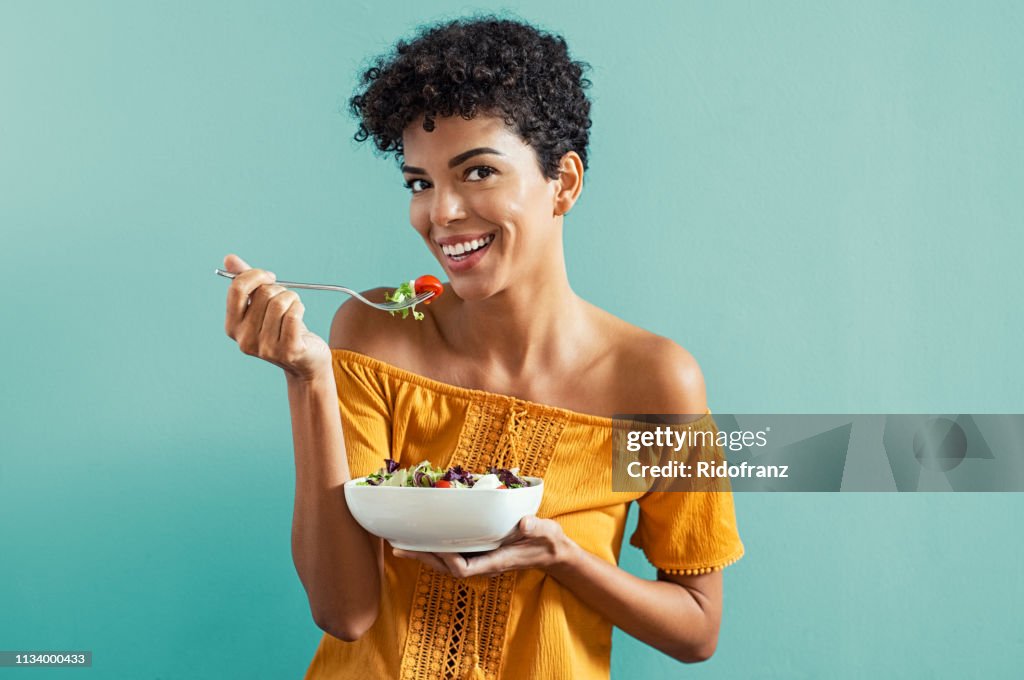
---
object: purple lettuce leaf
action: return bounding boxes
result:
[442,465,474,487]
[488,467,528,488]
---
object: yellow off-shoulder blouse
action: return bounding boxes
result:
[303,350,744,680]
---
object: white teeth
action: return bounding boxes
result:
[441,234,493,259]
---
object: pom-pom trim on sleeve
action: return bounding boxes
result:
[645,548,745,576]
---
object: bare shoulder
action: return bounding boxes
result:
[622,330,708,414]
[592,309,708,415]
[328,287,428,361]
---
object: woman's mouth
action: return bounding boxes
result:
[438,233,495,272]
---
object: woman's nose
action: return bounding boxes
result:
[429,186,467,227]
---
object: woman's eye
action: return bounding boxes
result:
[466,166,495,181]
[404,178,430,193]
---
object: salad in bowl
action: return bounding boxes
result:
[357,459,535,490]
[345,459,543,552]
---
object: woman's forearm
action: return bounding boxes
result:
[547,541,717,663]
[287,371,380,641]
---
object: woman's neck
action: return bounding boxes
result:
[447,268,590,380]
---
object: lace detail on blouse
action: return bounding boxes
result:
[398,397,567,680]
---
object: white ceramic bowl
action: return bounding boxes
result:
[344,476,544,552]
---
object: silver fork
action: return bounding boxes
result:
[214,268,435,311]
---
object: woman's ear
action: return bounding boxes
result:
[552,151,584,216]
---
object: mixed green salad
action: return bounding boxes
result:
[357,459,532,489]
[384,281,425,321]
[385,275,443,321]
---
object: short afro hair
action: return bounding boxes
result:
[350,16,592,179]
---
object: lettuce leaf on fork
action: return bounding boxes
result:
[384,280,425,321]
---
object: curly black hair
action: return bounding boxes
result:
[350,16,592,179]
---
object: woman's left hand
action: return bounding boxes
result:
[391,516,572,579]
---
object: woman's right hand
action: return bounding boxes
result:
[222,253,332,382]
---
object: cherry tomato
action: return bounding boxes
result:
[435,480,452,488]
[414,275,443,304]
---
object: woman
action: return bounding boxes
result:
[222,16,743,680]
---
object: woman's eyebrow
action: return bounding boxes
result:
[401,147,505,175]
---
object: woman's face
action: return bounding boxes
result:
[401,114,562,301]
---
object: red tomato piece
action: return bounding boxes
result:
[414,275,443,304]
[435,480,452,488]
[496,484,507,489]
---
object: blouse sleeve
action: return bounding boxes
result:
[628,413,745,575]
[332,351,395,479]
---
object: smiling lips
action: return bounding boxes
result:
[439,233,495,261]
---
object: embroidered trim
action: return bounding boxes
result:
[494,405,529,471]
[398,399,566,679]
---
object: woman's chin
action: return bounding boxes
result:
[447,280,501,303]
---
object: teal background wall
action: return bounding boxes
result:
[2,1,1022,677]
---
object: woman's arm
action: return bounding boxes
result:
[221,254,381,641]
[548,537,722,663]
[287,371,382,641]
